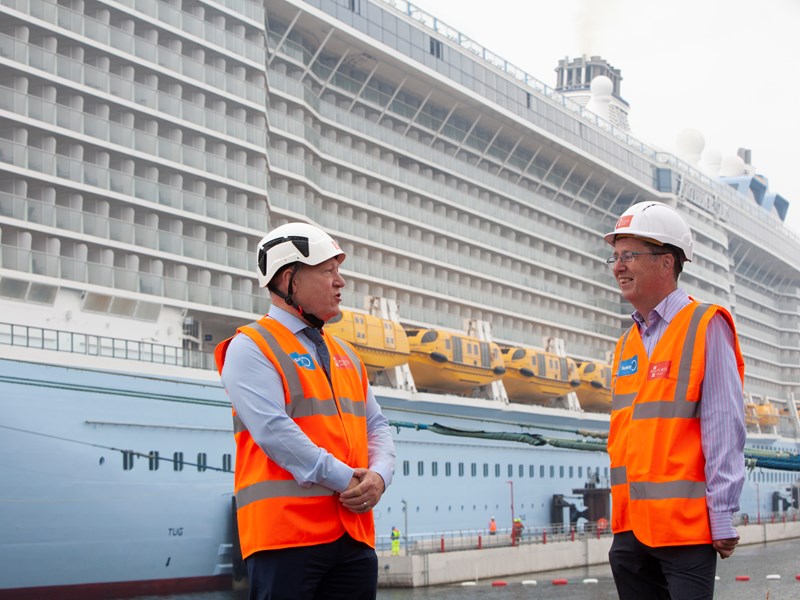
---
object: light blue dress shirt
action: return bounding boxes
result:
[631,288,746,541]
[221,305,396,494]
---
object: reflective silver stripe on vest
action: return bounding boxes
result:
[632,304,714,421]
[232,412,246,434]
[245,321,305,407]
[610,466,627,486]
[629,480,707,501]
[338,396,366,417]
[334,336,364,388]
[236,480,335,510]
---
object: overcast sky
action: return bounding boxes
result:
[412,0,800,234]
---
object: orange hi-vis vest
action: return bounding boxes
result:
[608,301,744,547]
[215,317,374,558]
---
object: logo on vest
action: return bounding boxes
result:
[289,352,316,370]
[647,361,672,380]
[618,356,638,376]
[333,355,352,369]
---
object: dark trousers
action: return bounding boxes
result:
[245,533,378,600]
[609,531,717,600]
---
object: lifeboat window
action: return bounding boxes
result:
[494,464,500,477]
[471,463,477,477]
[197,452,207,472]
[421,331,438,344]
[403,460,410,476]
[355,316,363,324]
[405,329,420,337]
[584,363,596,374]
[222,453,232,472]
[458,463,464,477]
[417,461,424,476]
[512,348,525,360]
[432,462,438,476]
[445,462,451,477]
[148,451,159,471]
[174,451,184,471]
[483,463,489,477]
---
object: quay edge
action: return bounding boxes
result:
[377,520,800,587]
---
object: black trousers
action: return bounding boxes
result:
[609,531,717,600]
[245,533,378,600]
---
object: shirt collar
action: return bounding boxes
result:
[631,288,690,329]
[268,304,311,335]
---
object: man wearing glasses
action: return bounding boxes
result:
[603,201,746,600]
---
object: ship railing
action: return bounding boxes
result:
[0,322,216,370]
[375,522,613,555]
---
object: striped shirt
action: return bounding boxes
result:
[630,288,746,541]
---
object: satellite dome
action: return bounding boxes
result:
[590,75,613,96]
[719,153,747,177]
[676,129,705,165]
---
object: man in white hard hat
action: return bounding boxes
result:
[603,201,746,600]
[215,222,396,600]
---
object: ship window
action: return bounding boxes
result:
[494,464,500,477]
[540,465,545,478]
[403,460,410,476]
[417,461,424,476]
[122,450,135,470]
[431,462,438,476]
[445,462,451,476]
[483,463,488,477]
[222,453,232,472]
[429,38,443,59]
[458,462,464,477]
[174,452,184,471]
[550,466,555,478]
[604,467,609,479]
[148,451,159,471]
[507,464,512,477]
[569,466,574,478]
[559,466,564,478]
[529,465,535,478]
[578,466,583,479]
[197,452,207,472]
[471,463,477,477]
[518,465,524,478]
[348,0,360,12]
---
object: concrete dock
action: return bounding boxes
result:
[378,519,800,587]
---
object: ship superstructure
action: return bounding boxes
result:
[1,0,800,596]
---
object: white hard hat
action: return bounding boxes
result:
[256,222,345,288]
[604,201,693,262]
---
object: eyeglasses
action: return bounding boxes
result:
[605,251,669,266]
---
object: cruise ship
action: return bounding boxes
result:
[1,0,799,596]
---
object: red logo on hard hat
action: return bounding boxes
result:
[616,215,633,229]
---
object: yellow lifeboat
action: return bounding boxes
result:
[575,361,612,412]
[324,310,409,376]
[756,403,780,428]
[744,404,760,429]
[499,347,580,404]
[405,328,505,394]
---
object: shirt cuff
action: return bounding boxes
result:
[709,510,737,540]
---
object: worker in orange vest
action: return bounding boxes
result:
[216,223,396,600]
[603,202,745,600]
[488,516,497,535]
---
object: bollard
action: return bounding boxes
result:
[440,536,445,553]
[570,527,575,542]
[542,529,547,545]
[477,534,482,550]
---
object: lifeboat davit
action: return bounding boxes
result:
[575,361,612,413]
[324,310,409,377]
[404,328,505,394]
[499,347,579,404]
